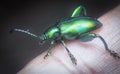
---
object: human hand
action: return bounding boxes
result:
[17,5,120,74]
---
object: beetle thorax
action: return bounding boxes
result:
[44,26,60,39]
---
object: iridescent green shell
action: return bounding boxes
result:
[57,17,102,39]
[44,6,102,40]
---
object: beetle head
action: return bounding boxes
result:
[39,34,46,45]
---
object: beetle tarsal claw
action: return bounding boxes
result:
[44,52,51,59]
[108,50,120,59]
[72,58,77,65]
[69,53,77,65]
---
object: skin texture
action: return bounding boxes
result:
[17,5,120,74]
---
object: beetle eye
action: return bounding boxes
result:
[39,34,45,40]
[39,34,46,45]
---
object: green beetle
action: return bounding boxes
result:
[12,5,120,65]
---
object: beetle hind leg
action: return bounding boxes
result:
[71,5,87,17]
[77,33,120,59]
[94,34,120,59]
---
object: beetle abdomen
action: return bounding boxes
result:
[58,17,102,40]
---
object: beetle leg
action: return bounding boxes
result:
[94,34,120,59]
[61,40,77,65]
[78,33,120,59]
[77,33,95,42]
[71,5,87,17]
[44,40,55,59]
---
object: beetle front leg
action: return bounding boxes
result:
[44,40,55,59]
[61,39,77,65]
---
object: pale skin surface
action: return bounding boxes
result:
[17,5,120,74]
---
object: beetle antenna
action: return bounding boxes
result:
[11,28,38,38]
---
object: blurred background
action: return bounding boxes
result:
[0,0,120,74]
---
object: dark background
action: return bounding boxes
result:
[0,0,120,74]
